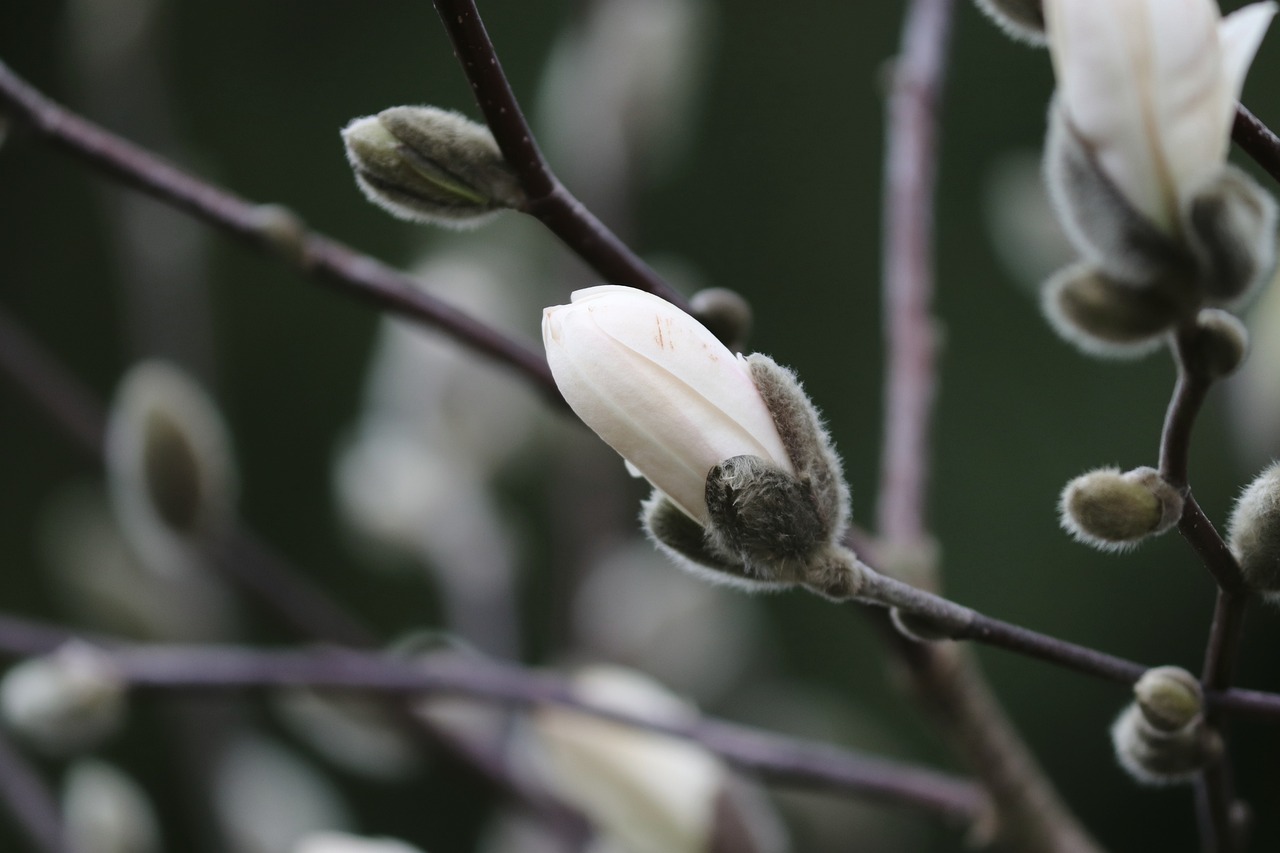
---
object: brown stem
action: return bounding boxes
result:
[1233,103,1280,187]
[0,59,562,407]
[429,0,688,311]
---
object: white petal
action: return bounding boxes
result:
[1218,3,1277,126]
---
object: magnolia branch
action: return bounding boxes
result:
[428,0,688,311]
[0,727,65,853]
[0,59,562,408]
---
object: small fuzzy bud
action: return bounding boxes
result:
[1227,461,1280,600]
[63,759,162,853]
[1185,165,1279,304]
[1041,263,1189,358]
[689,287,753,352]
[973,0,1045,45]
[1134,667,1202,733]
[1184,309,1249,378]
[342,106,525,228]
[1059,466,1183,552]
[0,643,126,756]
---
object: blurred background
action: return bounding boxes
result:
[2,0,1280,850]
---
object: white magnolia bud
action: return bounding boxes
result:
[517,666,726,853]
[1044,0,1276,233]
[0,642,126,756]
[543,285,792,524]
[63,759,162,853]
[1227,461,1280,600]
[294,832,426,853]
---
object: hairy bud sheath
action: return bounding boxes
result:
[974,0,1046,44]
[1059,466,1182,552]
[342,106,525,228]
[1227,461,1280,601]
[1113,666,1218,785]
[543,286,862,598]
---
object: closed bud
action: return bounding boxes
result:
[544,286,862,598]
[974,0,1045,44]
[1134,666,1202,733]
[1185,309,1249,379]
[342,106,525,228]
[250,203,309,268]
[1060,466,1183,552]
[1185,166,1279,304]
[1227,461,1280,600]
[689,287,753,352]
[63,759,162,853]
[0,642,126,756]
[295,832,426,853]
[1041,264,1190,358]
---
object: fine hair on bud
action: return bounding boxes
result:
[342,106,525,228]
[1227,461,1280,601]
[973,0,1046,45]
[1041,263,1190,359]
[1059,466,1183,552]
[1185,309,1249,379]
[1185,165,1279,305]
[689,287,753,352]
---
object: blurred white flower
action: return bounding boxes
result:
[1045,0,1276,232]
[213,735,352,853]
[542,286,790,524]
[272,688,421,782]
[515,666,725,853]
[294,832,426,853]
[63,759,162,853]
[0,643,125,757]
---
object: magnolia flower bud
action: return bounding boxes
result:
[63,759,162,853]
[0,642,126,756]
[1184,309,1249,379]
[342,106,525,228]
[1112,667,1218,785]
[543,286,862,598]
[1044,0,1276,235]
[1227,461,1280,600]
[295,832,426,853]
[974,0,1045,45]
[1041,262,1191,358]
[1185,165,1280,304]
[1059,466,1183,552]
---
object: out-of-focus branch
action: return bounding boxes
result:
[428,0,689,310]
[0,59,563,408]
[0,727,66,853]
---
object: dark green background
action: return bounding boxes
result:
[3,1,1280,851]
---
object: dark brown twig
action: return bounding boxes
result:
[1233,103,1280,186]
[0,59,562,407]
[428,0,688,310]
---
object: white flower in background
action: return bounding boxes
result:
[63,759,162,853]
[0,642,126,757]
[1044,0,1276,232]
[542,286,791,524]
[515,666,726,853]
[294,832,426,853]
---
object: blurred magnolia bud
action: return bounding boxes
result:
[342,106,525,228]
[294,832,426,853]
[1045,0,1275,236]
[974,0,1045,44]
[1134,667,1203,733]
[214,735,352,853]
[1185,166,1280,304]
[63,759,162,853]
[105,361,237,576]
[1040,263,1189,358]
[689,287,752,352]
[272,689,421,781]
[1112,668,1218,785]
[1059,466,1183,552]
[1185,309,1249,379]
[544,286,861,598]
[1227,461,1280,600]
[517,666,727,853]
[0,642,126,756]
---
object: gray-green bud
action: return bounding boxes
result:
[1041,263,1191,359]
[973,0,1045,45]
[689,288,753,352]
[1134,666,1202,733]
[1185,165,1278,306]
[1184,309,1249,379]
[342,106,526,228]
[1059,466,1183,552]
[1112,669,1216,786]
[1227,461,1280,601]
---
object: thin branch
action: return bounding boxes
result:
[0,728,67,853]
[1158,328,1214,491]
[428,0,689,311]
[1233,103,1280,187]
[0,59,563,407]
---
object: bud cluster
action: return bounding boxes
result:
[1112,667,1219,785]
